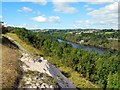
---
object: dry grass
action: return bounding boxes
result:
[1,44,20,88]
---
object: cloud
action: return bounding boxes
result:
[32,16,47,22]
[88,2,118,17]
[81,0,118,4]
[0,16,2,20]
[6,23,28,28]
[48,16,60,23]
[74,20,93,28]
[53,0,77,14]
[75,2,118,29]
[31,15,60,23]
[18,7,32,12]
[86,8,94,11]
[52,0,118,14]
[52,0,118,4]
[21,0,47,5]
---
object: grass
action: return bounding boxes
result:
[1,43,20,88]
[56,74,63,81]
[105,32,114,34]
[43,74,58,86]
[108,40,119,50]
[5,33,43,55]
[58,66,100,89]
[46,57,100,88]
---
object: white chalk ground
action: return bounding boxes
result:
[20,53,76,88]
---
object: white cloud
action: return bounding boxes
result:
[32,16,47,22]
[52,0,118,14]
[48,16,60,23]
[21,0,47,5]
[53,0,77,14]
[75,20,92,28]
[88,2,118,17]
[6,23,28,28]
[81,0,118,4]
[52,0,118,4]
[75,2,118,29]
[86,8,94,11]
[18,7,32,12]
[0,16,2,20]
[31,15,60,23]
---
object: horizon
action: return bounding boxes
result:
[1,23,119,30]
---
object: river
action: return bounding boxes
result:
[58,39,106,54]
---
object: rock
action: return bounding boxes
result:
[41,83,49,88]
[40,57,43,60]
[19,52,76,89]
[36,83,39,86]
[50,85,54,88]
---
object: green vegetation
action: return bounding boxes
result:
[24,70,40,76]
[6,33,43,55]
[59,66,99,88]
[43,74,58,86]
[50,30,119,51]
[56,74,63,81]
[4,27,119,89]
[105,32,114,34]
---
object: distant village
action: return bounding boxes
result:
[33,28,118,34]
[68,30,97,34]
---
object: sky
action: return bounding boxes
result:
[0,0,119,29]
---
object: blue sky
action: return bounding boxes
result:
[1,0,118,29]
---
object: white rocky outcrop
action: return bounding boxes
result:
[20,53,76,89]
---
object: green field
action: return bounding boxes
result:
[105,32,114,34]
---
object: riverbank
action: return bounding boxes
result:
[58,39,118,54]
[58,39,106,54]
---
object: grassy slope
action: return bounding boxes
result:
[6,33,100,88]
[6,33,43,55]
[1,43,20,88]
[105,32,114,34]
[59,66,99,88]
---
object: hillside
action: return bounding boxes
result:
[1,36,21,88]
[4,32,100,89]
[3,35,77,88]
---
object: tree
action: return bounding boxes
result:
[107,73,119,88]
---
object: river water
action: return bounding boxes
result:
[58,39,106,54]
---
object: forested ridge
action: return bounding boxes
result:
[4,27,120,89]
